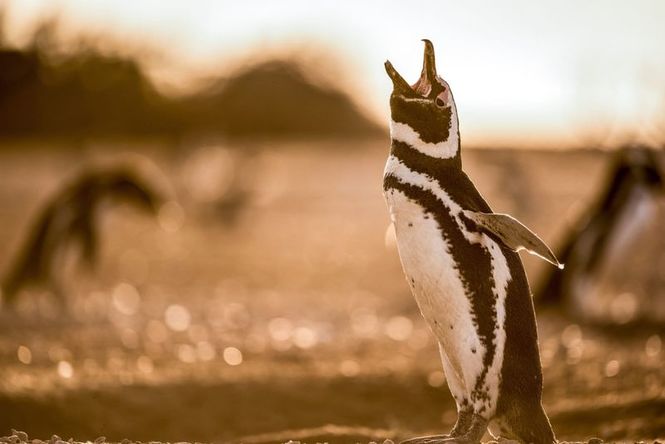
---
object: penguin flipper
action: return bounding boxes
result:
[465,211,563,269]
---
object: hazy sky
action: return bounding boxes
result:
[3,0,665,147]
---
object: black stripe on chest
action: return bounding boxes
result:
[388,140,491,213]
[384,173,497,400]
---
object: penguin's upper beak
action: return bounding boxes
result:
[413,39,437,96]
[384,39,438,97]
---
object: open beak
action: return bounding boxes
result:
[385,39,438,96]
[413,39,437,96]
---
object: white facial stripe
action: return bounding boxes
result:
[390,120,459,159]
[396,96,431,104]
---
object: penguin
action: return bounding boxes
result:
[382,40,562,444]
[1,161,166,309]
[537,145,665,320]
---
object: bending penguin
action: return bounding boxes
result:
[383,40,562,444]
[1,160,167,309]
[537,145,665,320]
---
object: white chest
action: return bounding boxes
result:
[383,155,512,414]
[385,184,485,399]
[384,156,469,328]
[385,184,478,342]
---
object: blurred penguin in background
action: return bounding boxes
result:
[537,145,665,323]
[1,157,168,310]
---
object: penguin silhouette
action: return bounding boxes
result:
[2,161,166,309]
[538,145,665,318]
[383,40,561,444]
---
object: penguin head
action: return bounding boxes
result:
[618,145,665,193]
[385,40,459,158]
[93,168,166,215]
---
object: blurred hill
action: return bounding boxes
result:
[177,60,383,138]
[0,45,171,137]
[0,18,383,141]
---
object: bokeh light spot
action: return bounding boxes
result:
[605,360,620,377]
[57,360,74,379]
[223,347,243,366]
[610,292,638,324]
[165,305,191,332]
[17,345,32,365]
[427,370,446,388]
[112,282,141,315]
[268,317,293,341]
[183,146,236,203]
[561,324,582,348]
[385,316,413,341]
[645,335,662,358]
[293,327,318,349]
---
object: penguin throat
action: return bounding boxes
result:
[390,119,459,160]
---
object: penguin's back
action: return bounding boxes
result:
[494,246,548,433]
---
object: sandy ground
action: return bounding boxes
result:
[0,140,663,443]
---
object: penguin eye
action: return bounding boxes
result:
[435,97,445,108]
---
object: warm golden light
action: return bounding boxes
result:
[1,2,664,443]
[2,0,665,146]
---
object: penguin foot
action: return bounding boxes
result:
[399,408,479,444]
[399,435,450,444]
[436,437,480,444]
[435,413,487,444]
